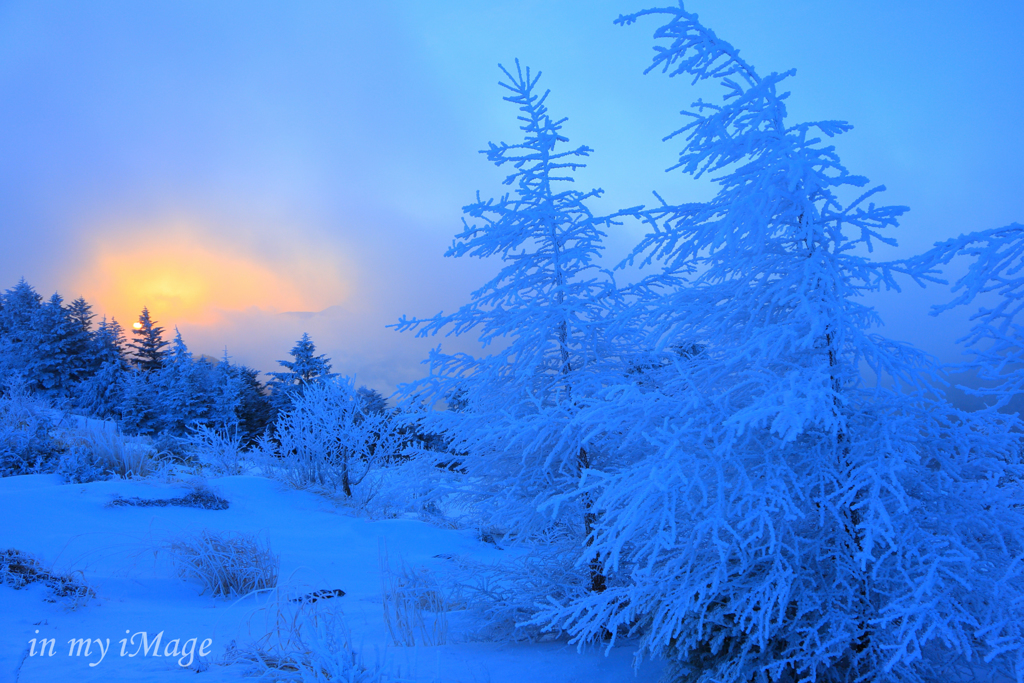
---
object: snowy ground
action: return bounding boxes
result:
[0,469,661,682]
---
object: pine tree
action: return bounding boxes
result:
[94,317,128,367]
[154,329,211,435]
[356,386,387,416]
[208,350,243,435]
[266,332,334,415]
[395,61,637,594]
[117,368,156,435]
[533,6,1024,682]
[128,307,169,371]
[73,316,129,418]
[65,297,97,382]
[236,365,273,445]
[0,279,43,386]
[27,293,78,394]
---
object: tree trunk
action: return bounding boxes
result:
[826,329,871,657]
[341,463,352,497]
[578,446,606,593]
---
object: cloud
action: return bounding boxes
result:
[72,218,354,328]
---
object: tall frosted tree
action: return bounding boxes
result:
[395,61,636,593]
[128,307,169,371]
[535,6,1024,683]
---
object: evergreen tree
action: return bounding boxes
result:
[153,329,211,435]
[236,365,273,445]
[209,350,243,435]
[27,293,78,394]
[128,307,169,371]
[266,333,334,415]
[73,316,129,418]
[356,386,387,416]
[0,279,43,387]
[534,7,1024,682]
[65,297,97,381]
[94,317,129,367]
[395,62,637,592]
[117,367,156,435]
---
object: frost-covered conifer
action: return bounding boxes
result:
[117,367,156,435]
[94,316,128,367]
[535,6,1024,682]
[154,329,212,435]
[395,61,637,593]
[0,279,43,386]
[73,317,129,418]
[128,307,169,371]
[266,332,334,416]
[356,386,387,417]
[64,297,97,383]
[27,293,78,394]
[235,365,272,445]
[207,350,244,435]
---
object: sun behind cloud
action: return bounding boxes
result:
[77,222,354,328]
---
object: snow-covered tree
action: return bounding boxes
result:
[0,279,43,388]
[533,6,1024,682]
[94,316,129,367]
[395,61,637,592]
[914,222,1024,409]
[356,386,388,416]
[73,317,129,418]
[26,293,79,394]
[266,332,334,416]
[275,376,400,497]
[235,365,273,445]
[153,329,212,435]
[128,307,169,371]
[117,367,156,435]
[207,350,243,435]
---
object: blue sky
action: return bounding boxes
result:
[1,0,1021,393]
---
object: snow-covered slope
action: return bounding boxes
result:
[0,472,660,682]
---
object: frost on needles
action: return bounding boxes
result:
[393,60,641,598]
[523,5,1024,683]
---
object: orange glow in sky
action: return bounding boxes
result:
[75,223,354,329]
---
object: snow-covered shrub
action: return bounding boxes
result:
[110,481,229,510]
[445,528,596,643]
[1,548,94,607]
[52,425,156,481]
[55,439,109,483]
[167,530,278,597]
[185,424,247,475]
[91,429,157,479]
[354,457,461,523]
[274,377,401,497]
[229,589,388,682]
[379,540,449,646]
[0,388,61,477]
